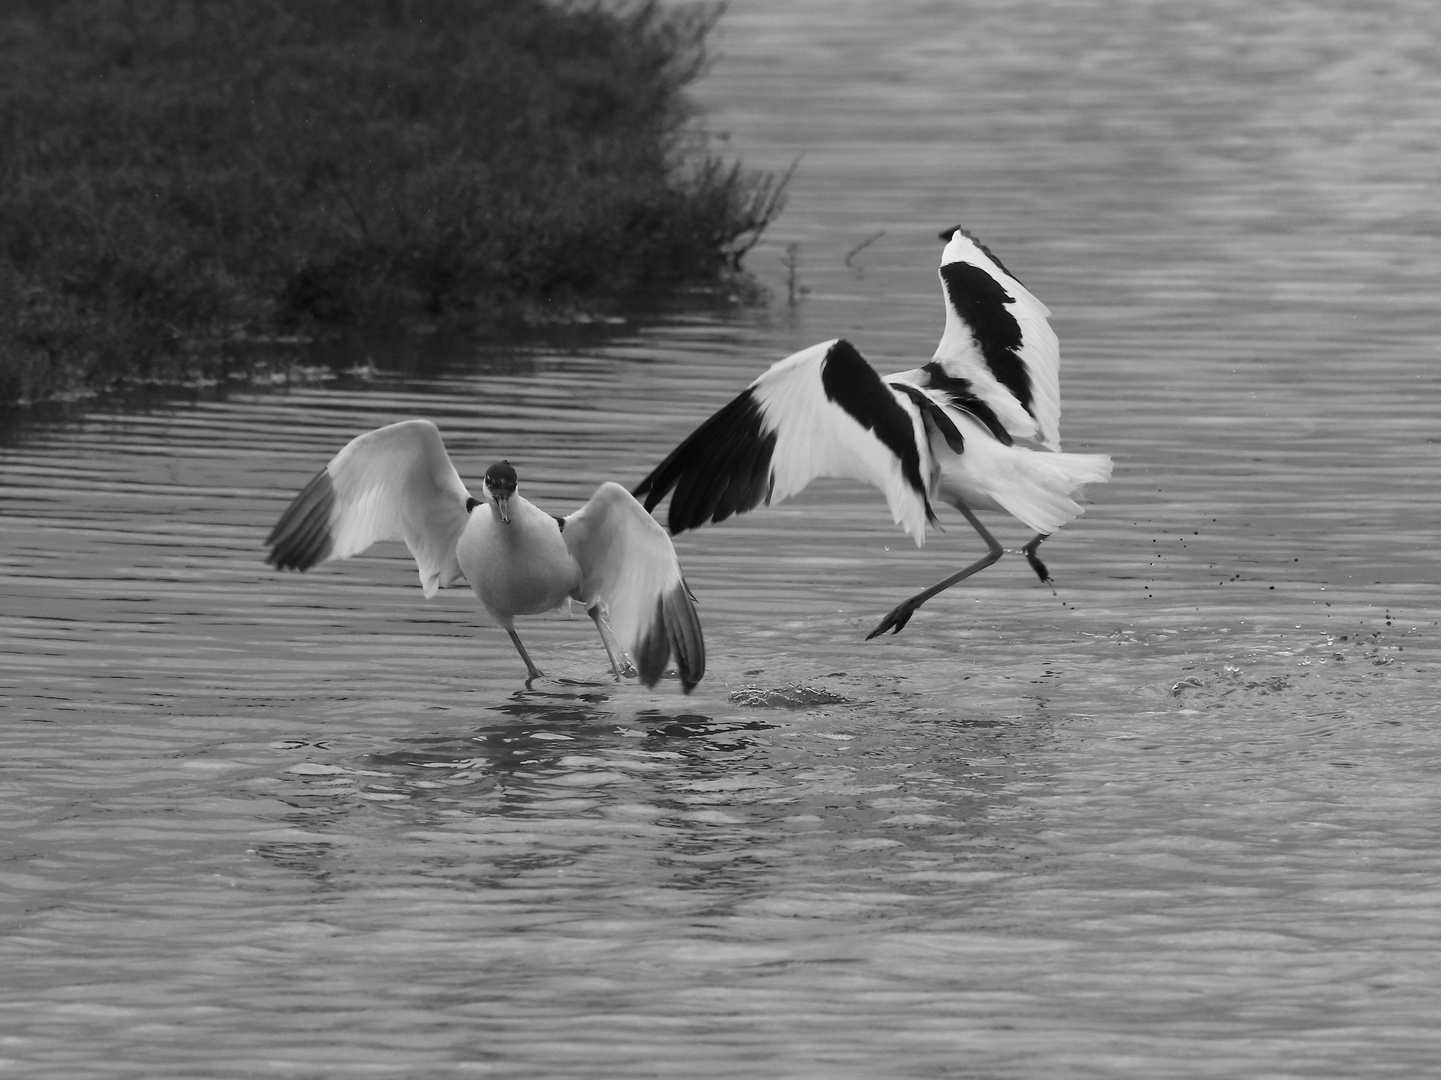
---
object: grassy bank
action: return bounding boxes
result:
[0,0,785,406]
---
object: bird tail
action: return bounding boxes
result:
[987,448,1113,534]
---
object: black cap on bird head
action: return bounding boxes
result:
[484,461,518,522]
[938,224,965,242]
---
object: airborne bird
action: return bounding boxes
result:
[634,225,1113,638]
[265,419,704,690]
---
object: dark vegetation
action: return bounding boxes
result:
[0,0,786,405]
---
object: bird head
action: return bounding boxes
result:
[484,461,518,523]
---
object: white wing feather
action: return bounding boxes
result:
[318,419,472,596]
[562,483,704,686]
[564,483,683,651]
[757,341,934,544]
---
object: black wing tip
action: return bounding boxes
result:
[636,388,776,537]
[668,579,706,692]
[265,468,335,571]
[633,583,706,692]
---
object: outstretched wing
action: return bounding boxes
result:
[563,483,704,692]
[634,338,937,545]
[919,225,1062,450]
[265,419,472,596]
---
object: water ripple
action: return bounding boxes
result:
[4,1,1441,1075]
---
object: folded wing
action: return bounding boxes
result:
[265,419,472,596]
[562,483,704,691]
[634,338,937,545]
[927,225,1062,450]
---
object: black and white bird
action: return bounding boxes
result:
[633,225,1113,638]
[265,419,704,691]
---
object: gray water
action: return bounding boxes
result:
[3,1,1440,1076]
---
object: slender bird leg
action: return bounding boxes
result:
[505,628,545,681]
[1020,532,1052,584]
[588,605,638,680]
[866,500,1005,639]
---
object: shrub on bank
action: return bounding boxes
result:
[0,0,785,405]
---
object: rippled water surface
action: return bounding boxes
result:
[4,1,1440,1075]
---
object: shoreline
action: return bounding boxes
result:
[0,0,785,408]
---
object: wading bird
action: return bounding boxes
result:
[634,225,1113,638]
[266,419,704,690]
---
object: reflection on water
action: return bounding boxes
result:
[4,0,1441,1075]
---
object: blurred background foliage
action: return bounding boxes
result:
[0,0,786,404]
